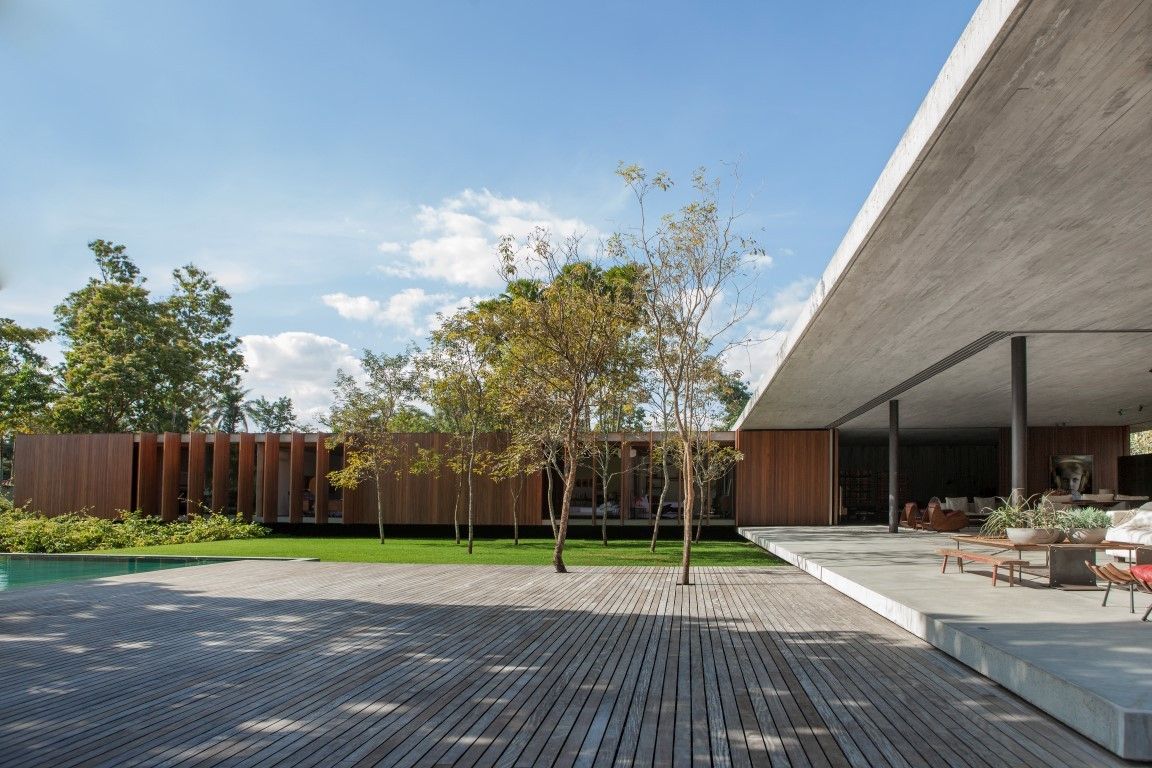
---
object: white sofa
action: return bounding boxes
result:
[1106,502,1152,558]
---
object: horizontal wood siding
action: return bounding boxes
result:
[12,434,135,519]
[997,426,1130,495]
[735,430,830,526]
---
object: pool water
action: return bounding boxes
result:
[0,555,221,591]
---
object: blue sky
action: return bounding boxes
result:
[0,0,979,421]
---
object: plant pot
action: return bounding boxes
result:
[1005,527,1062,545]
[1067,527,1107,544]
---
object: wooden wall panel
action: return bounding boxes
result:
[288,433,305,525]
[160,432,181,522]
[211,432,230,513]
[261,434,280,523]
[340,433,547,526]
[237,433,255,522]
[187,432,206,511]
[136,432,159,516]
[997,426,1129,496]
[314,434,330,525]
[13,434,135,519]
[734,430,831,526]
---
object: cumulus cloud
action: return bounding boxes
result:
[376,241,403,253]
[241,332,363,425]
[322,288,455,334]
[376,189,596,288]
[763,277,816,326]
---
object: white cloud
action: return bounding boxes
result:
[379,189,597,288]
[241,332,363,425]
[376,241,403,253]
[322,288,454,334]
[764,277,816,326]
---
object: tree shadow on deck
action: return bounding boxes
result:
[0,566,1137,768]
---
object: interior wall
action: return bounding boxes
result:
[997,426,1130,495]
[839,442,999,513]
[734,430,830,526]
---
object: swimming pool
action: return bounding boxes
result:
[0,554,226,591]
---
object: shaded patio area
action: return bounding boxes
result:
[740,525,1152,761]
[0,560,1135,767]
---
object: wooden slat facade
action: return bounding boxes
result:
[261,433,280,524]
[186,431,206,510]
[160,432,181,522]
[236,433,256,522]
[11,434,135,519]
[997,426,1130,495]
[21,426,1130,528]
[734,430,832,526]
[289,432,306,525]
[135,432,159,517]
[211,431,230,513]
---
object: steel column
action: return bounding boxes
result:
[889,399,899,533]
[1011,336,1028,503]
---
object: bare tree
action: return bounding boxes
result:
[615,164,761,585]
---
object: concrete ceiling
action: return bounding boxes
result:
[739,0,1152,431]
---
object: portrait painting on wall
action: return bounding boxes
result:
[1051,455,1093,494]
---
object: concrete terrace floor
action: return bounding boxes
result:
[0,561,1137,767]
[740,526,1152,762]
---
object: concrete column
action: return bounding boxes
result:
[1011,336,1028,503]
[889,399,899,533]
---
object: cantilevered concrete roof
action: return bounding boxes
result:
[738,0,1152,431]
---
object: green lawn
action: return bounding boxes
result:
[93,535,784,567]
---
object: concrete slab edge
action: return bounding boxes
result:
[740,528,1150,761]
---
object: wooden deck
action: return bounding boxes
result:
[0,561,1135,767]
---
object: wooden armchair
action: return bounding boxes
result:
[900,502,923,529]
[925,500,969,532]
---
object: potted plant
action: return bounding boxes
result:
[1062,506,1111,544]
[979,495,1063,544]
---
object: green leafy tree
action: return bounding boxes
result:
[52,240,244,433]
[326,349,420,543]
[0,318,55,435]
[246,396,299,432]
[0,318,55,492]
[492,234,645,573]
[1132,429,1152,456]
[425,309,500,554]
[615,165,760,585]
[715,370,752,429]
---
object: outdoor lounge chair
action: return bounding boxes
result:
[900,502,923,529]
[925,500,968,532]
[1084,562,1152,619]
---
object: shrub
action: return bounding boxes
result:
[0,505,269,553]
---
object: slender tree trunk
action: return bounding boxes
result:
[452,471,462,545]
[695,478,712,544]
[591,466,598,531]
[511,475,521,545]
[553,445,579,573]
[546,457,559,540]
[374,470,385,544]
[601,473,609,546]
[650,447,671,552]
[467,425,476,555]
[680,443,693,586]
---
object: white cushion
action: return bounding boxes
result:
[1110,509,1138,526]
[1114,510,1152,530]
[973,496,998,513]
[1106,526,1152,545]
[944,496,968,512]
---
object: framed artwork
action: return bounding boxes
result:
[1051,455,1093,494]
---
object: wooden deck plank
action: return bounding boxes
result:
[0,562,1135,768]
